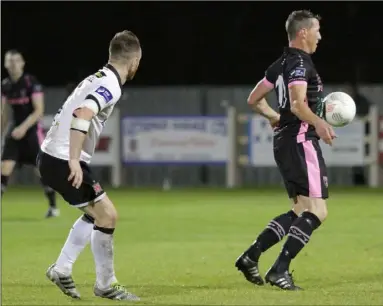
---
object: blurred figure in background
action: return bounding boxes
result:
[1,50,59,218]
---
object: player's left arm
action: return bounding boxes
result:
[247,70,280,124]
[69,83,119,161]
[69,107,94,162]
[18,79,45,132]
[68,83,119,188]
[66,106,94,189]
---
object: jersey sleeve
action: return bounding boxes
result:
[286,59,310,88]
[82,82,121,115]
[262,65,278,89]
[1,79,9,99]
[29,76,44,97]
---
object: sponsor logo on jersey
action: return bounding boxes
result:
[290,67,306,78]
[7,97,30,105]
[95,86,113,103]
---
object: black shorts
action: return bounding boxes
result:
[274,138,328,199]
[1,131,42,166]
[37,151,105,207]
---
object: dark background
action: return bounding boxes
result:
[2,1,382,86]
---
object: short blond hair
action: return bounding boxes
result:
[109,30,141,61]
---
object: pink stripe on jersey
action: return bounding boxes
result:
[7,97,30,105]
[296,122,308,143]
[31,92,44,99]
[37,122,45,145]
[302,140,322,197]
[288,80,307,88]
[262,77,274,88]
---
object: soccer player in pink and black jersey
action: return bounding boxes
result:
[1,50,58,217]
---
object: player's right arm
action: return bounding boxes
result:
[288,63,335,145]
[247,69,280,126]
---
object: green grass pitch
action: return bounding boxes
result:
[2,187,383,305]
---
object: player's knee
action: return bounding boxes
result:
[93,197,118,227]
[104,207,118,224]
[291,198,306,216]
[97,209,118,228]
[315,203,328,222]
[307,199,328,222]
[1,160,16,176]
[296,196,328,222]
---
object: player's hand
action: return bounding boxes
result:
[11,126,27,140]
[68,159,83,189]
[314,119,336,146]
[269,114,280,129]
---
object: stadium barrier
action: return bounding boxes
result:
[37,106,381,189]
[42,108,121,187]
[119,106,380,188]
[225,103,380,188]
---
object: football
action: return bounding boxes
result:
[324,91,356,127]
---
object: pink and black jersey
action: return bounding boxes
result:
[262,47,324,142]
[1,74,44,135]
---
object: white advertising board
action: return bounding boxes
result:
[121,116,228,164]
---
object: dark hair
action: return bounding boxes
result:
[109,30,141,61]
[285,10,321,40]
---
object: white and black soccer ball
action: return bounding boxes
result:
[324,91,356,127]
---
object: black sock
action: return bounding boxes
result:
[82,213,95,224]
[246,210,298,262]
[1,175,9,197]
[94,225,115,235]
[273,211,322,272]
[40,178,57,208]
